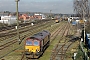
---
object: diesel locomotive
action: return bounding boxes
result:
[25,30,50,58]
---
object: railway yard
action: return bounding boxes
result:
[0,20,82,60]
[0,0,89,60]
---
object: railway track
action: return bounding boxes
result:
[0,21,74,60]
[20,22,67,60]
[50,22,66,43]
[0,20,51,40]
[36,21,72,60]
[0,20,56,59]
[0,20,51,37]
[0,19,50,32]
[51,40,74,60]
[50,22,73,60]
[0,20,53,42]
[0,40,17,50]
[21,53,39,60]
[37,22,79,60]
[0,21,53,50]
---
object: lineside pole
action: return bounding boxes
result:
[15,0,20,42]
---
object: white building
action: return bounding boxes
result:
[42,14,46,19]
[34,13,46,19]
[0,16,17,25]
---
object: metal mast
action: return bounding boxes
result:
[15,0,20,42]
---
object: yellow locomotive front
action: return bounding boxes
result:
[25,38,41,58]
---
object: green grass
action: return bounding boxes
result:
[74,46,84,60]
[39,45,53,60]
[39,44,56,60]
[39,35,61,60]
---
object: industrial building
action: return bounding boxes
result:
[0,16,17,25]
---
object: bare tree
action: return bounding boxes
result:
[73,0,89,19]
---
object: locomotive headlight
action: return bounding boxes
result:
[25,49,29,52]
[36,48,39,52]
[31,49,33,52]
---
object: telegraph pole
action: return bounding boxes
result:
[15,0,20,42]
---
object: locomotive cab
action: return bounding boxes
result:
[25,38,41,56]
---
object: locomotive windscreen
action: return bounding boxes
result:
[26,40,32,45]
[33,40,39,46]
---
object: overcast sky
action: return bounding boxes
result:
[0,0,74,14]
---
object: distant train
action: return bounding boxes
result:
[25,30,50,58]
[79,20,84,24]
[55,19,60,23]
